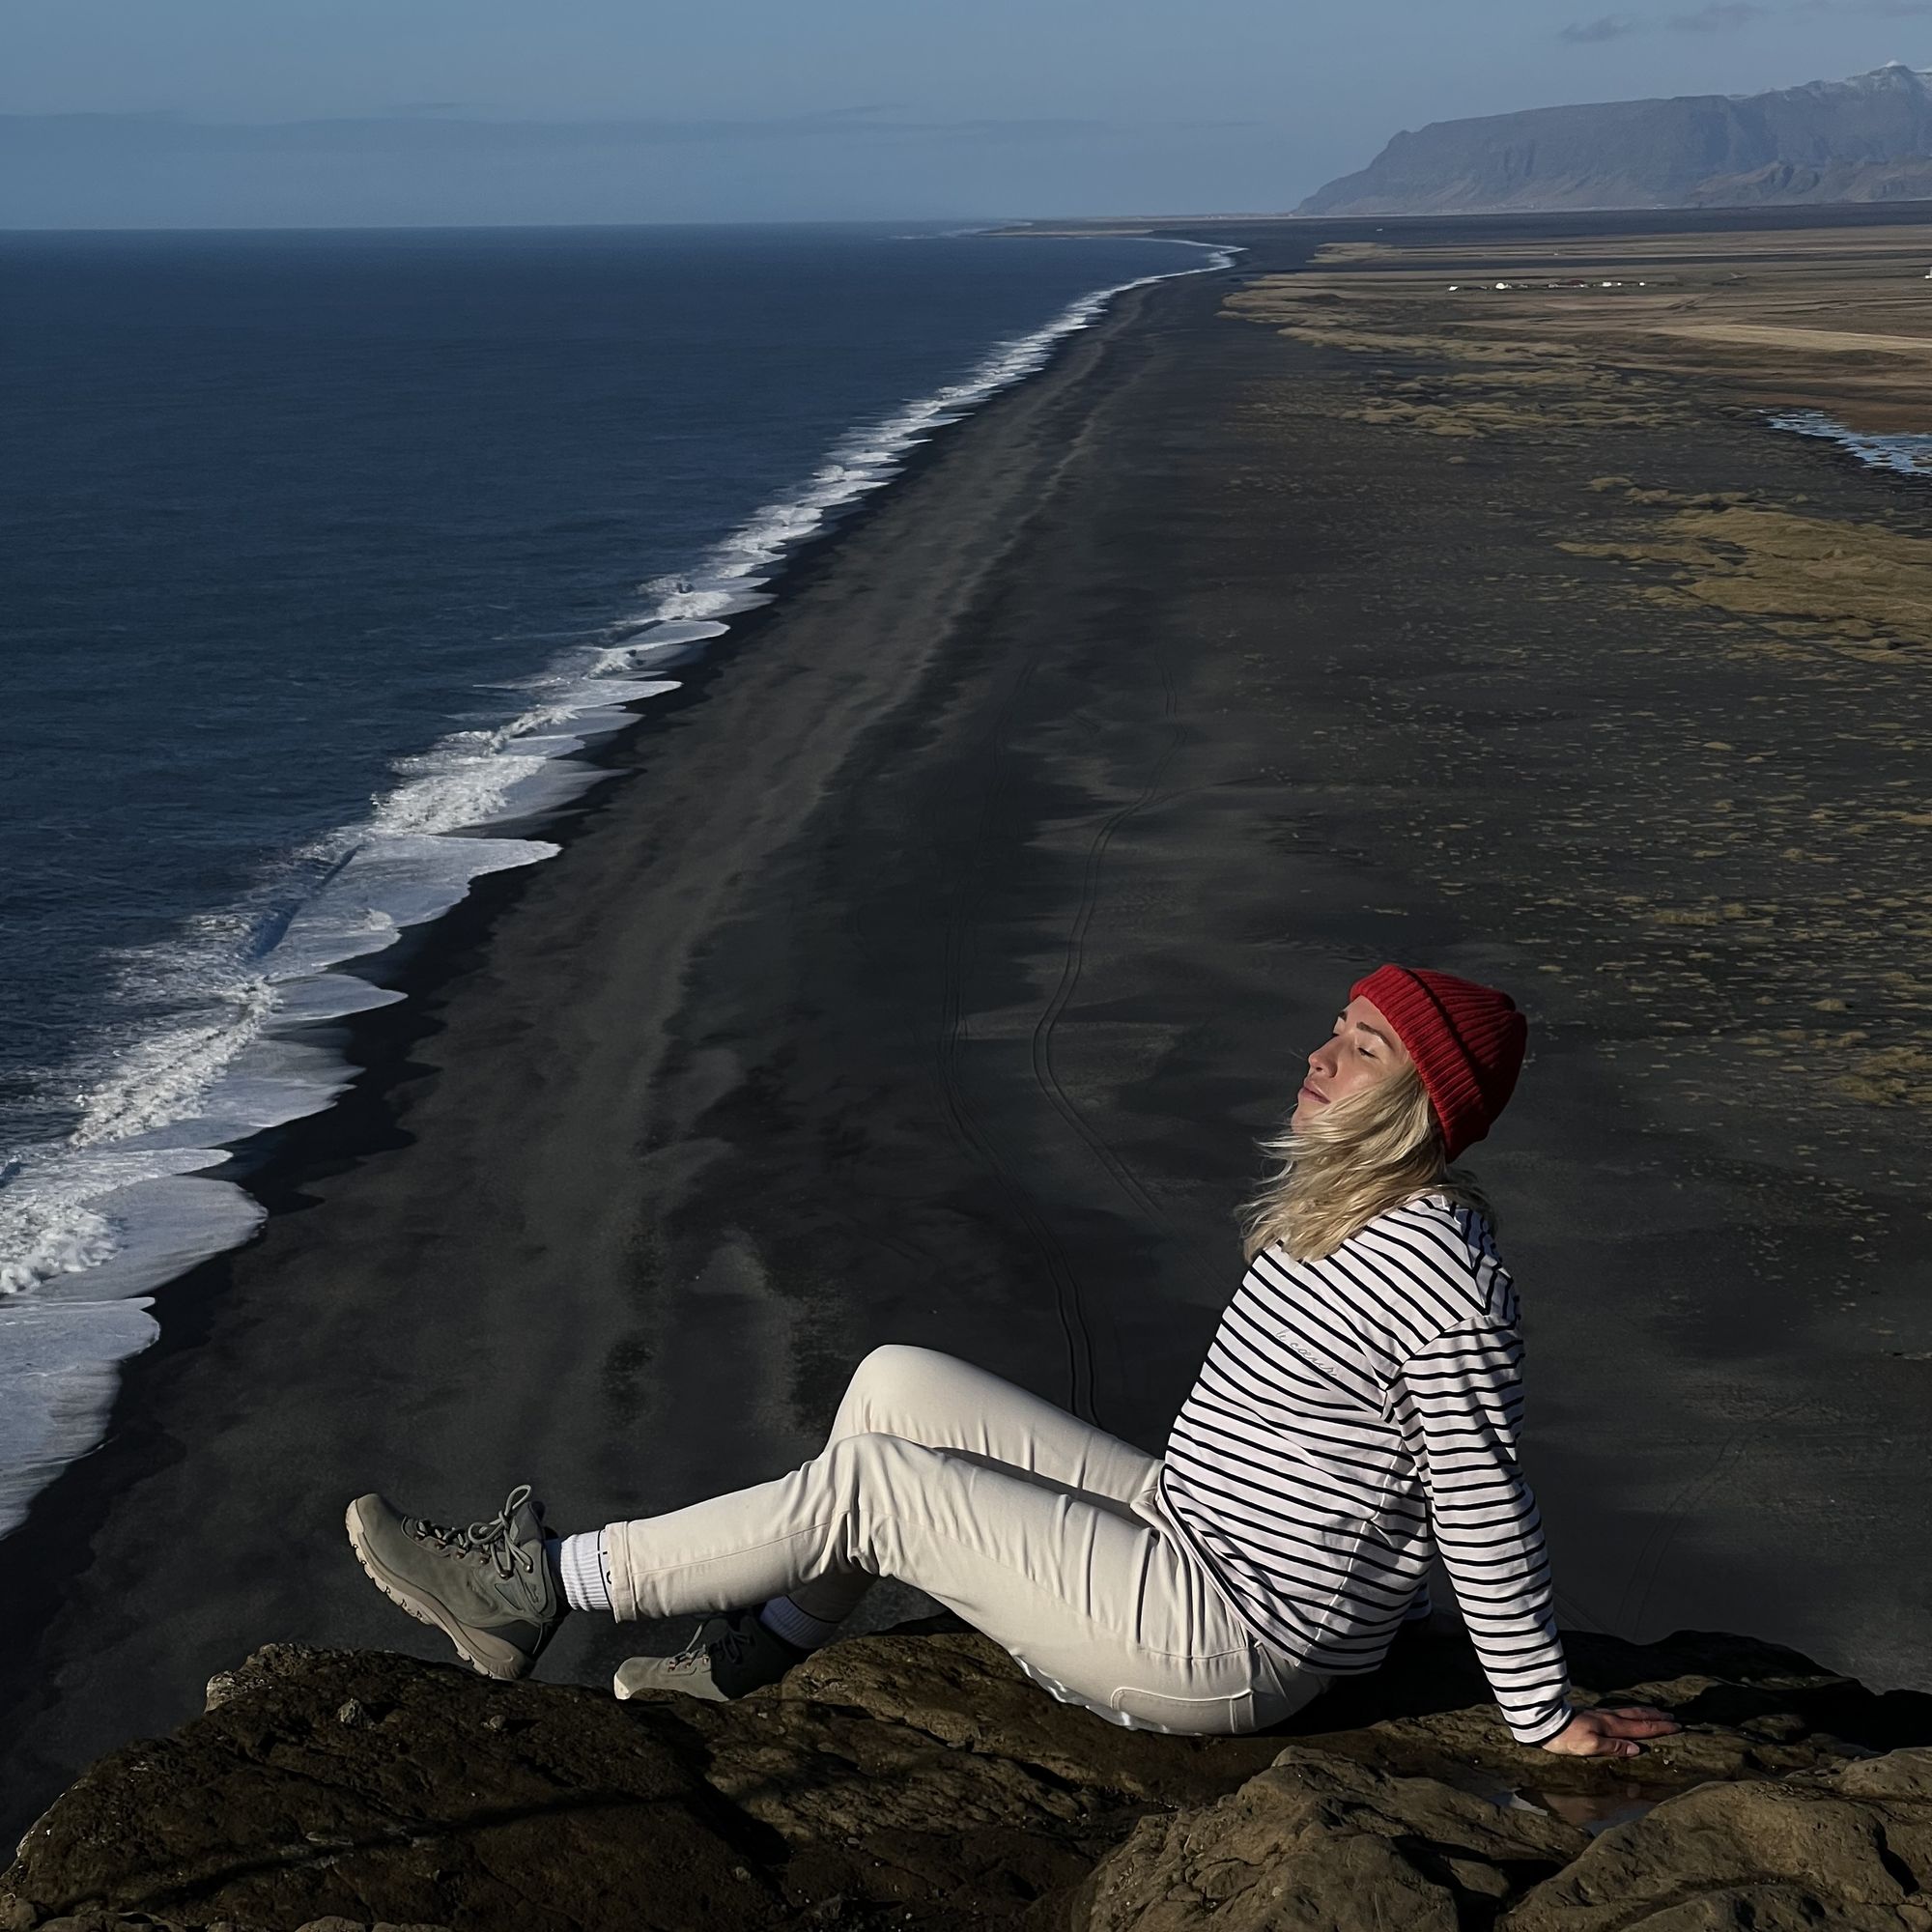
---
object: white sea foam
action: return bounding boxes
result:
[0,1295,164,1536]
[1769,410,1932,477]
[0,235,1236,1538]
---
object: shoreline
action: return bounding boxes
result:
[0,262,1263,1832]
[0,233,1230,1548]
[6,204,1932,1844]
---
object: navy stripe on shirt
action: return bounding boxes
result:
[1159,1193,1574,1747]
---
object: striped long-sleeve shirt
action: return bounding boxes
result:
[1158,1191,1573,1746]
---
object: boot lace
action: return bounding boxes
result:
[409,1483,537,1581]
[676,1617,756,1670]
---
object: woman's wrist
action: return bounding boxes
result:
[1520,1702,1576,1750]
[1541,1704,1681,1757]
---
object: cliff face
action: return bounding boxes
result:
[5,1621,1932,1931]
[1298,63,1932,215]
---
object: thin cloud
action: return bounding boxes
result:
[784,103,913,124]
[1558,13,1642,38]
[1801,0,1932,13]
[1666,0,1770,26]
[0,109,1200,160]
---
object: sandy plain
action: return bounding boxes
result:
[1279,216,1932,430]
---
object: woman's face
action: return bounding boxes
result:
[1293,995,1412,1126]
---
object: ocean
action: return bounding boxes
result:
[0,221,1222,1535]
[1771,409,1932,475]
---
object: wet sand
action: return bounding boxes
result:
[6,208,1932,1839]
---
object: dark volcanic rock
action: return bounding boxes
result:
[1069,1749,1588,1930]
[1298,62,1932,214]
[1504,1749,1932,1931]
[6,1648,775,1932]
[5,1625,1930,1931]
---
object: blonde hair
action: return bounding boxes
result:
[1240,1062,1495,1264]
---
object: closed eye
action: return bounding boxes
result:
[1334,1016,1374,1057]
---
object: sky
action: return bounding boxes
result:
[2,0,1922,227]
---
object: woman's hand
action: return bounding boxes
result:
[1542,1705,1680,1758]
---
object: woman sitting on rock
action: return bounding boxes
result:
[347,963,1676,1760]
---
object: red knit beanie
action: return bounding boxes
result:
[1349,964,1527,1161]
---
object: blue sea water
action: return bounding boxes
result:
[1770,408,1932,476]
[0,222,1221,1530]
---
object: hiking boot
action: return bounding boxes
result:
[612,1609,805,1703]
[346,1483,562,1681]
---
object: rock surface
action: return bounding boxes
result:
[1069,1748,1587,1931]
[1502,1750,1932,1932]
[5,1622,1929,1931]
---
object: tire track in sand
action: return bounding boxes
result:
[1027,648,1191,1249]
[1611,1404,1800,1637]
[933,657,1102,1420]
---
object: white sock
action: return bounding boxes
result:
[554,1530,612,1615]
[757,1594,841,1652]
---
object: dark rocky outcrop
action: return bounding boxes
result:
[1070,1749,1589,1930]
[1298,63,1932,215]
[5,1622,1930,1931]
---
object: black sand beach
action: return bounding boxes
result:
[5,210,1932,1840]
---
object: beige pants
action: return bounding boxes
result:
[603,1344,1324,1735]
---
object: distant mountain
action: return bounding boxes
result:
[1297,63,1932,215]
